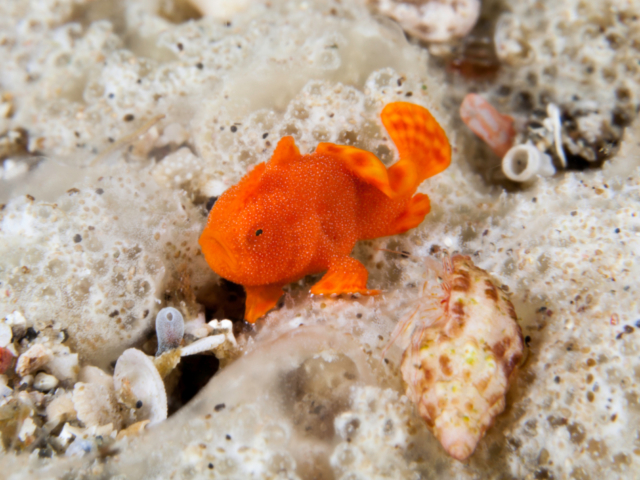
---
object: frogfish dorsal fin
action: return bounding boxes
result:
[267,136,301,169]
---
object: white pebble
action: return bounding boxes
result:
[0,321,12,347]
[34,372,59,391]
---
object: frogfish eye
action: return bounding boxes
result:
[255,229,263,236]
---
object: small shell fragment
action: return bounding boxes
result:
[180,334,226,356]
[4,311,27,339]
[114,348,167,426]
[16,343,52,377]
[398,255,524,461]
[47,345,80,382]
[45,392,77,427]
[116,420,150,440]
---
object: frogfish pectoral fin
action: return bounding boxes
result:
[244,284,285,323]
[315,143,396,199]
[381,102,451,190]
[317,102,451,200]
[310,256,381,296]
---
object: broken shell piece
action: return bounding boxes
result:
[502,143,556,182]
[46,345,79,382]
[17,416,37,444]
[116,420,150,440]
[0,374,12,398]
[208,319,235,341]
[181,319,238,360]
[187,0,251,19]
[180,334,226,356]
[4,311,26,339]
[399,255,524,461]
[155,307,185,356]
[153,348,182,379]
[45,392,76,427]
[72,382,122,429]
[0,321,12,347]
[184,312,211,340]
[375,0,481,43]
[33,372,59,392]
[65,438,94,457]
[19,375,33,388]
[16,343,52,377]
[114,348,167,426]
[546,103,567,168]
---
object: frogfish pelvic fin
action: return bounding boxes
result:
[199,102,451,323]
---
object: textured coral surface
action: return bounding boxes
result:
[0,0,639,479]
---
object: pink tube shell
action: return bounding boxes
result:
[460,93,516,157]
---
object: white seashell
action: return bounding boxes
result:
[0,320,12,348]
[16,343,52,377]
[33,372,59,391]
[72,382,122,429]
[180,334,226,356]
[398,255,524,461]
[114,348,167,426]
[502,143,556,182]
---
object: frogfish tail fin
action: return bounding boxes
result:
[382,102,451,196]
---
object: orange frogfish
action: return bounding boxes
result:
[199,102,451,323]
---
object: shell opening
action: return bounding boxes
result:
[502,143,555,182]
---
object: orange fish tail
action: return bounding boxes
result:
[382,102,451,196]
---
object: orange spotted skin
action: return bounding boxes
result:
[199,102,451,323]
